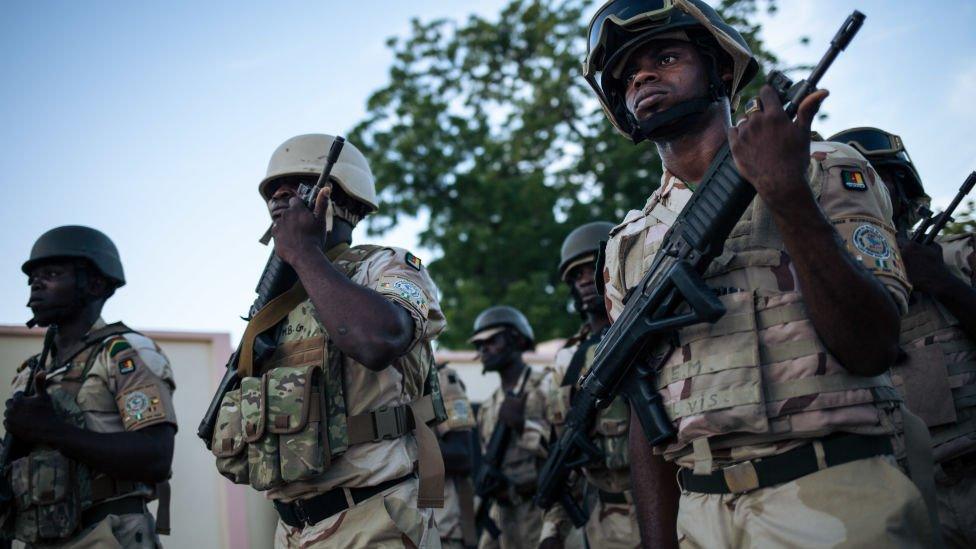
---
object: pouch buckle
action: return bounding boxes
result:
[372,405,407,441]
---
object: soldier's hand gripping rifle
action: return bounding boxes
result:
[0,323,57,528]
[534,12,866,520]
[197,137,346,447]
[911,171,976,244]
[472,369,531,539]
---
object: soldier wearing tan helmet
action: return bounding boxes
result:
[587,0,931,546]
[833,127,976,547]
[538,221,639,549]
[211,134,448,548]
[469,306,548,549]
[4,225,177,547]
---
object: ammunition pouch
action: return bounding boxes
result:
[9,449,90,544]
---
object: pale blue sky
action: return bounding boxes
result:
[1,1,974,342]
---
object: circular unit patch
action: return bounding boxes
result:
[124,391,150,418]
[852,224,891,260]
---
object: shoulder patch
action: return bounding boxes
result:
[852,224,892,260]
[404,252,422,271]
[842,169,867,191]
[118,358,137,375]
[379,276,429,314]
[108,339,132,358]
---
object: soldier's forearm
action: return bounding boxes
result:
[628,414,679,549]
[772,198,900,375]
[290,249,415,369]
[43,423,175,484]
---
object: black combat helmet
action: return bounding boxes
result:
[559,221,615,281]
[469,306,535,350]
[22,225,126,287]
[584,0,759,142]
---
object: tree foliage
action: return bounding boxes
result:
[350,0,782,348]
[943,200,976,237]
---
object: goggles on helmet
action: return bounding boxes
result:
[585,0,675,78]
[830,127,912,164]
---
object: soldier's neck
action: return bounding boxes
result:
[324,219,354,251]
[499,360,527,392]
[52,303,103,362]
[585,310,610,335]
[654,105,731,186]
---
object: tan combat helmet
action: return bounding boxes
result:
[584,0,759,142]
[259,134,379,225]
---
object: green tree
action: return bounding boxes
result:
[350,0,782,348]
[943,200,975,236]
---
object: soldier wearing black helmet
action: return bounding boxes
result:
[587,0,930,546]
[539,221,640,548]
[4,226,176,547]
[470,306,547,549]
[833,127,976,547]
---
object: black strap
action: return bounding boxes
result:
[679,433,893,494]
[561,333,601,388]
[274,474,413,529]
[81,496,147,529]
[597,489,628,505]
[53,322,136,373]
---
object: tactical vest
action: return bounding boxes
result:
[211,245,448,501]
[8,328,157,544]
[547,333,630,472]
[649,185,902,469]
[896,290,976,462]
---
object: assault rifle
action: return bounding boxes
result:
[911,171,976,244]
[197,137,346,447]
[473,368,531,539]
[534,12,865,520]
[0,324,57,533]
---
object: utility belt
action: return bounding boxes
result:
[274,473,413,529]
[678,433,893,495]
[8,449,159,544]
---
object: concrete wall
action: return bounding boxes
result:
[0,325,278,549]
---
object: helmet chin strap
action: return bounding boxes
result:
[631,96,714,142]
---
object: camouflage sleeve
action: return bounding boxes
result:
[10,358,34,393]
[813,141,911,313]
[99,333,178,431]
[360,247,446,348]
[939,232,976,287]
[540,502,574,543]
[514,373,550,458]
[602,226,629,323]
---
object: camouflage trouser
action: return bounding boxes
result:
[585,500,640,549]
[935,464,976,548]
[31,512,158,549]
[676,456,932,548]
[273,478,440,548]
[477,499,542,549]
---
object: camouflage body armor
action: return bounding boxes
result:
[606,143,909,471]
[211,245,447,491]
[894,233,976,464]
[8,333,156,544]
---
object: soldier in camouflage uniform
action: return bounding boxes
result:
[4,225,176,548]
[539,222,639,549]
[584,0,932,546]
[208,134,447,548]
[469,307,547,549]
[831,127,976,547]
[434,364,478,549]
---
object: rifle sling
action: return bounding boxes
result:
[238,282,308,378]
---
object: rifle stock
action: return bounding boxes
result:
[534,11,865,516]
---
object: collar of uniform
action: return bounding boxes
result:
[89,317,108,333]
[325,242,351,262]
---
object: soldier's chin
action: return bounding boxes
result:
[28,307,62,327]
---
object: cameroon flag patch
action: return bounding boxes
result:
[405,252,422,271]
[842,170,867,191]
